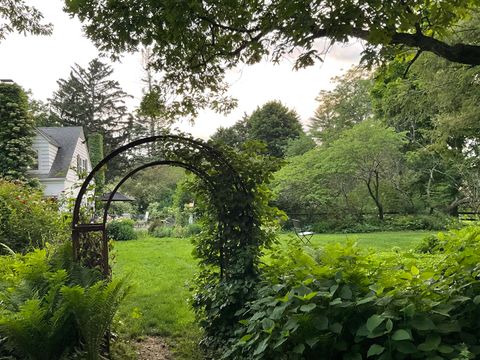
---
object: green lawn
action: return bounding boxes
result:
[112,236,202,359]
[280,230,434,252]
[112,230,433,358]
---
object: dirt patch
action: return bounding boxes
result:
[135,336,172,360]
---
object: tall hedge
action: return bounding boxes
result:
[0,83,36,182]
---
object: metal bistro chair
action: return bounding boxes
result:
[291,219,314,245]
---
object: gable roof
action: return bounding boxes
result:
[101,192,135,202]
[37,127,86,178]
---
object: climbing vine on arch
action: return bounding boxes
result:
[187,141,285,353]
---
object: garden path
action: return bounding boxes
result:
[136,336,172,360]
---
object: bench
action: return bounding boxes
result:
[291,219,314,245]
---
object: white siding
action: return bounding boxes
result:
[29,133,58,175]
[40,179,67,197]
[66,137,92,184]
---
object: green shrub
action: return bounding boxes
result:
[0,180,68,253]
[227,227,480,359]
[148,222,202,238]
[151,225,174,238]
[107,219,137,241]
[308,213,455,234]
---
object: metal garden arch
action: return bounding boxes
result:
[71,135,254,277]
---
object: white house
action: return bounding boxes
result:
[28,127,93,199]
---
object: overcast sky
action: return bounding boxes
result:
[0,0,362,139]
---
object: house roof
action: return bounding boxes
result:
[101,192,135,202]
[37,127,86,178]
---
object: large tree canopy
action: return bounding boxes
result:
[0,0,52,41]
[65,0,480,117]
[211,101,304,157]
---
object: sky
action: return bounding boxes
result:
[0,0,362,139]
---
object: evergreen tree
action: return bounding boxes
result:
[49,58,131,154]
[0,83,36,182]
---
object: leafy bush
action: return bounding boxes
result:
[0,180,68,253]
[227,227,480,359]
[148,222,202,238]
[0,242,130,360]
[309,213,455,234]
[416,226,480,254]
[107,219,137,241]
[151,225,174,238]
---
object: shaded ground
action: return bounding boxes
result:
[136,337,172,360]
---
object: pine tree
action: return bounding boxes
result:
[49,58,131,154]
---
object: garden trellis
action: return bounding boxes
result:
[72,134,255,277]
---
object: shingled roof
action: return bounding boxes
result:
[37,127,85,178]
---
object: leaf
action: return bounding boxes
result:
[385,319,393,332]
[473,295,480,305]
[437,344,454,354]
[330,322,343,334]
[340,285,353,300]
[303,291,318,301]
[330,284,339,295]
[240,334,252,343]
[300,303,316,313]
[366,314,385,332]
[392,329,412,341]
[253,337,269,356]
[411,266,419,276]
[395,341,417,354]
[411,316,436,331]
[367,344,385,357]
[306,337,319,348]
[293,343,305,354]
[417,334,441,352]
[261,318,275,332]
[314,315,328,330]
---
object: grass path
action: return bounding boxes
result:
[113,230,433,358]
[112,237,202,359]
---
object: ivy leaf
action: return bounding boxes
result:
[367,344,385,357]
[392,329,412,341]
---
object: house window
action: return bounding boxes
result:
[82,159,88,173]
[76,155,82,174]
